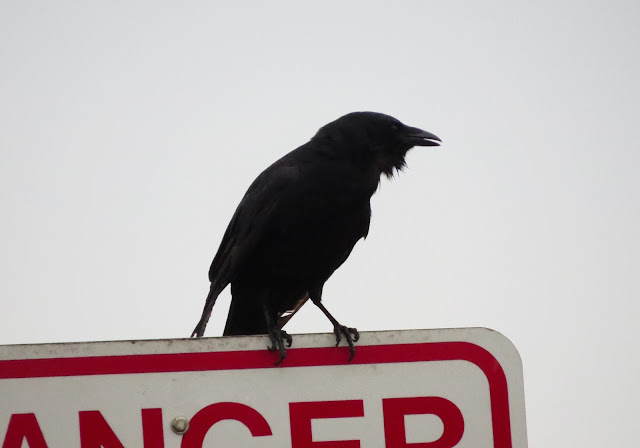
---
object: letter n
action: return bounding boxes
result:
[79,411,125,448]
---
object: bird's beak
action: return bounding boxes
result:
[404,126,442,147]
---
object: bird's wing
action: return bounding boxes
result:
[210,162,299,280]
[192,160,300,337]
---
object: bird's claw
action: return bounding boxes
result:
[282,330,293,348]
[268,329,293,365]
[333,325,359,362]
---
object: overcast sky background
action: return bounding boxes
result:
[1,2,639,447]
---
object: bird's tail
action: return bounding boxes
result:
[191,282,226,337]
[277,292,309,329]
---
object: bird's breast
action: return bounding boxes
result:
[260,196,370,278]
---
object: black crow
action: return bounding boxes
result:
[192,112,441,363]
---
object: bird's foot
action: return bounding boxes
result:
[333,325,360,362]
[267,329,293,365]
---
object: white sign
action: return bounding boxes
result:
[0,328,527,448]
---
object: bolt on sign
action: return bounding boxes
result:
[0,328,527,448]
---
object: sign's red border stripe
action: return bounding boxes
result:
[0,341,512,448]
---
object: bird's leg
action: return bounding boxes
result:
[262,301,292,365]
[311,299,360,362]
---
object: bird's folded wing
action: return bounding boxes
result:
[208,161,301,288]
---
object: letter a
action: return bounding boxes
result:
[2,413,48,448]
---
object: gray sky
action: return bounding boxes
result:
[1,1,638,447]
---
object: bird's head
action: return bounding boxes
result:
[313,112,441,177]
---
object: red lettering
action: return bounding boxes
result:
[181,402,272,448]
[3,396,466,448]
[382,397,464,448]
[79,411,125,448]
[78,408,163,448]
[289,400,364,448]
[142,409,164,448]
[2,413,48,448]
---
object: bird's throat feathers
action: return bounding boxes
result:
[377,147,409,179]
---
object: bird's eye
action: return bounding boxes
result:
[391,123,400,132]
